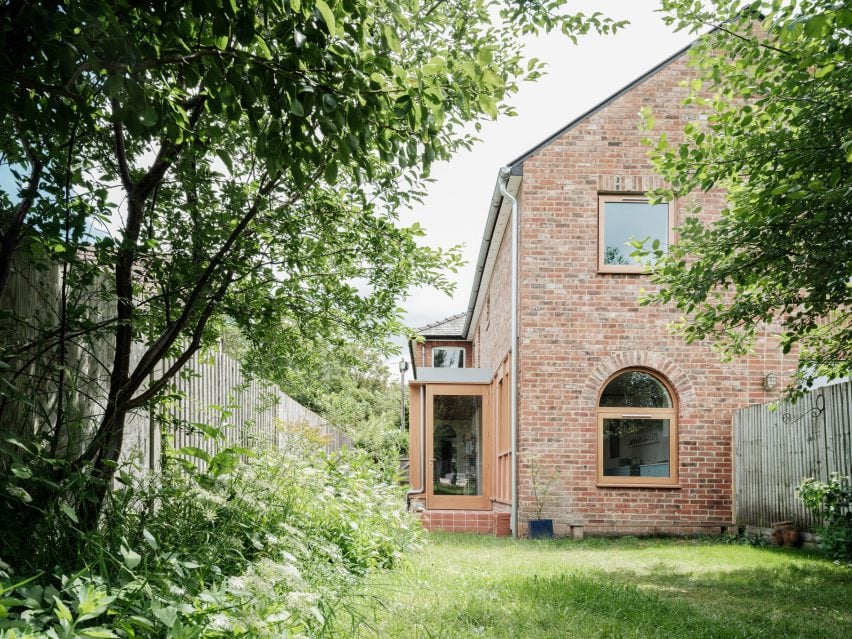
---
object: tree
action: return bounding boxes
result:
[223,324,405,462]
[638,0,851,395]
[275,342,405,461]
[0,0,623,522]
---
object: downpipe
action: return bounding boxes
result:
[498,167,519,538]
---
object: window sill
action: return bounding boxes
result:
[596,482,681,489]
[597,267,651,275]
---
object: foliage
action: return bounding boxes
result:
[0,0,625,521]
[798,474,852,562]
[0,432,420,637]
[637,0,852,396]
[248,338,405,458]
[603,245,631,266]
[723,528,770,548]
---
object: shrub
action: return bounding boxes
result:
[797,474,852,562]
[0,435,421,637]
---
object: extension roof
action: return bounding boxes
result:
[417,312,466,339]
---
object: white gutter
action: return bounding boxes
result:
[498,167,520,538]
[462,167,521,338]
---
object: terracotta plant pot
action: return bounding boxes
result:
[782,528,802,548]
[770,521,801,549]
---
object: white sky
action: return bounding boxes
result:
[388,0,697,370]
[0,0,700,374]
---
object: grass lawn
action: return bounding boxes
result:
[333,533,852,639]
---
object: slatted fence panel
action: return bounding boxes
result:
[2,254,349,476]
[734,381,852,530]
[163,352,349,471]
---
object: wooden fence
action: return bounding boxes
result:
[157,353,350,472]
[1,252,349,474]
[734,381,852,531]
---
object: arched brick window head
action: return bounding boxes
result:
[597,369,679,487]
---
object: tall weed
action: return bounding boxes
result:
[0,434,420,637]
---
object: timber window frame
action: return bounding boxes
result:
[596,368,679,488]
[598,194,673,273]
[425,383,492,510]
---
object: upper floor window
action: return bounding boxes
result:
[598,195,671,273]
[597,369,678,487]
[433,347,465,368]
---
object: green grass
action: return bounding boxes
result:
[332,534,852,639]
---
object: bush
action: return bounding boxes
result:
[797,474,852,562]
[0,435,421,637]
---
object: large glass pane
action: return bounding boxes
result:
[600,371,672,408]
[433,348,464,368]
[603,201,668,265]
[433,395,482,495]
[602,418,670,477]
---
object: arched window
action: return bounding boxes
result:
[597,369,678,486]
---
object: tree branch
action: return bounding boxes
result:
[0,133,44,300]
[111,111,134,195]
[125,271,235,410]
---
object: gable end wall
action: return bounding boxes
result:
[510,52,790,536]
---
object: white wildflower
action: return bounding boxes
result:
[209,613,232,630]
[227,576,246,590]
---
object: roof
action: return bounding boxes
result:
[504,41,694,170]
[461,39,698,339]
[411,367,493,384]
[417,312,466,338]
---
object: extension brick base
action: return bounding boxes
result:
[420,510,511,536]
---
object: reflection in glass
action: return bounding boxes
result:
[603,201,668,265]
[603,418,670,477]
[433,395,482,495]
[433,347,465,368]
[599,371,672,408]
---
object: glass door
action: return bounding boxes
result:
[426,385,491,509]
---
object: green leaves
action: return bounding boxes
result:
[314,0,336,35]
[478,93,499,119]
[120,545,142,570]
[644,0,852,398]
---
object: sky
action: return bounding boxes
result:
[0,0,700,375]
[388,0,698,370]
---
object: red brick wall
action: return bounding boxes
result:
[510,53,792,535]
[473,220,514,371]
[413,339,474,370]
[420,509,511,536]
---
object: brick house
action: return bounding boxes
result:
[406,43,790,538]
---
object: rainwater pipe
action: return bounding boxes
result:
[404,384,426,511]
[498,167,520,538]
